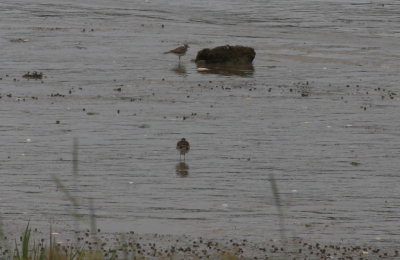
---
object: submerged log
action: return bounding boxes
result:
[195,45,255,65]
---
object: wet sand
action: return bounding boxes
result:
[4,228,399,260]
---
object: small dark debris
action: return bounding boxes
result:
[50,93,65,97]
[22,71,43,80]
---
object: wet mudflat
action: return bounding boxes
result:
[1,0,400,255]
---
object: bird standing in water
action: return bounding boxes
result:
[164,44,189,62]
[176,138,190,161]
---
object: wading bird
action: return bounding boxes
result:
[164,44,189,62]
[176,138,190,161]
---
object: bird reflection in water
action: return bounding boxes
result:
[172,63,187,76]
[176,162,189,177]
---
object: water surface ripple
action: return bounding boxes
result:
[1,0,400,248]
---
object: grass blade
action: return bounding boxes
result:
[22,222,31,259]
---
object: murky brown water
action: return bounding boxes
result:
[1,0,400,249]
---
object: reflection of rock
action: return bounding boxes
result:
[172,64,187,76]
[176,162,189,177]
[195,45,255,65]
[196,63,254,77]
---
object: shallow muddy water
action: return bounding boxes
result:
[1,0,400,249]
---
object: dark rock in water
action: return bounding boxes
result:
[195,45,255,76]
[195,45,255,65]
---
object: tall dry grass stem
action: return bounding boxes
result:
[269,173,287,248]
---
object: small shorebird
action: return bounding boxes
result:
[164,44,189,62]
[176,138,190,161]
